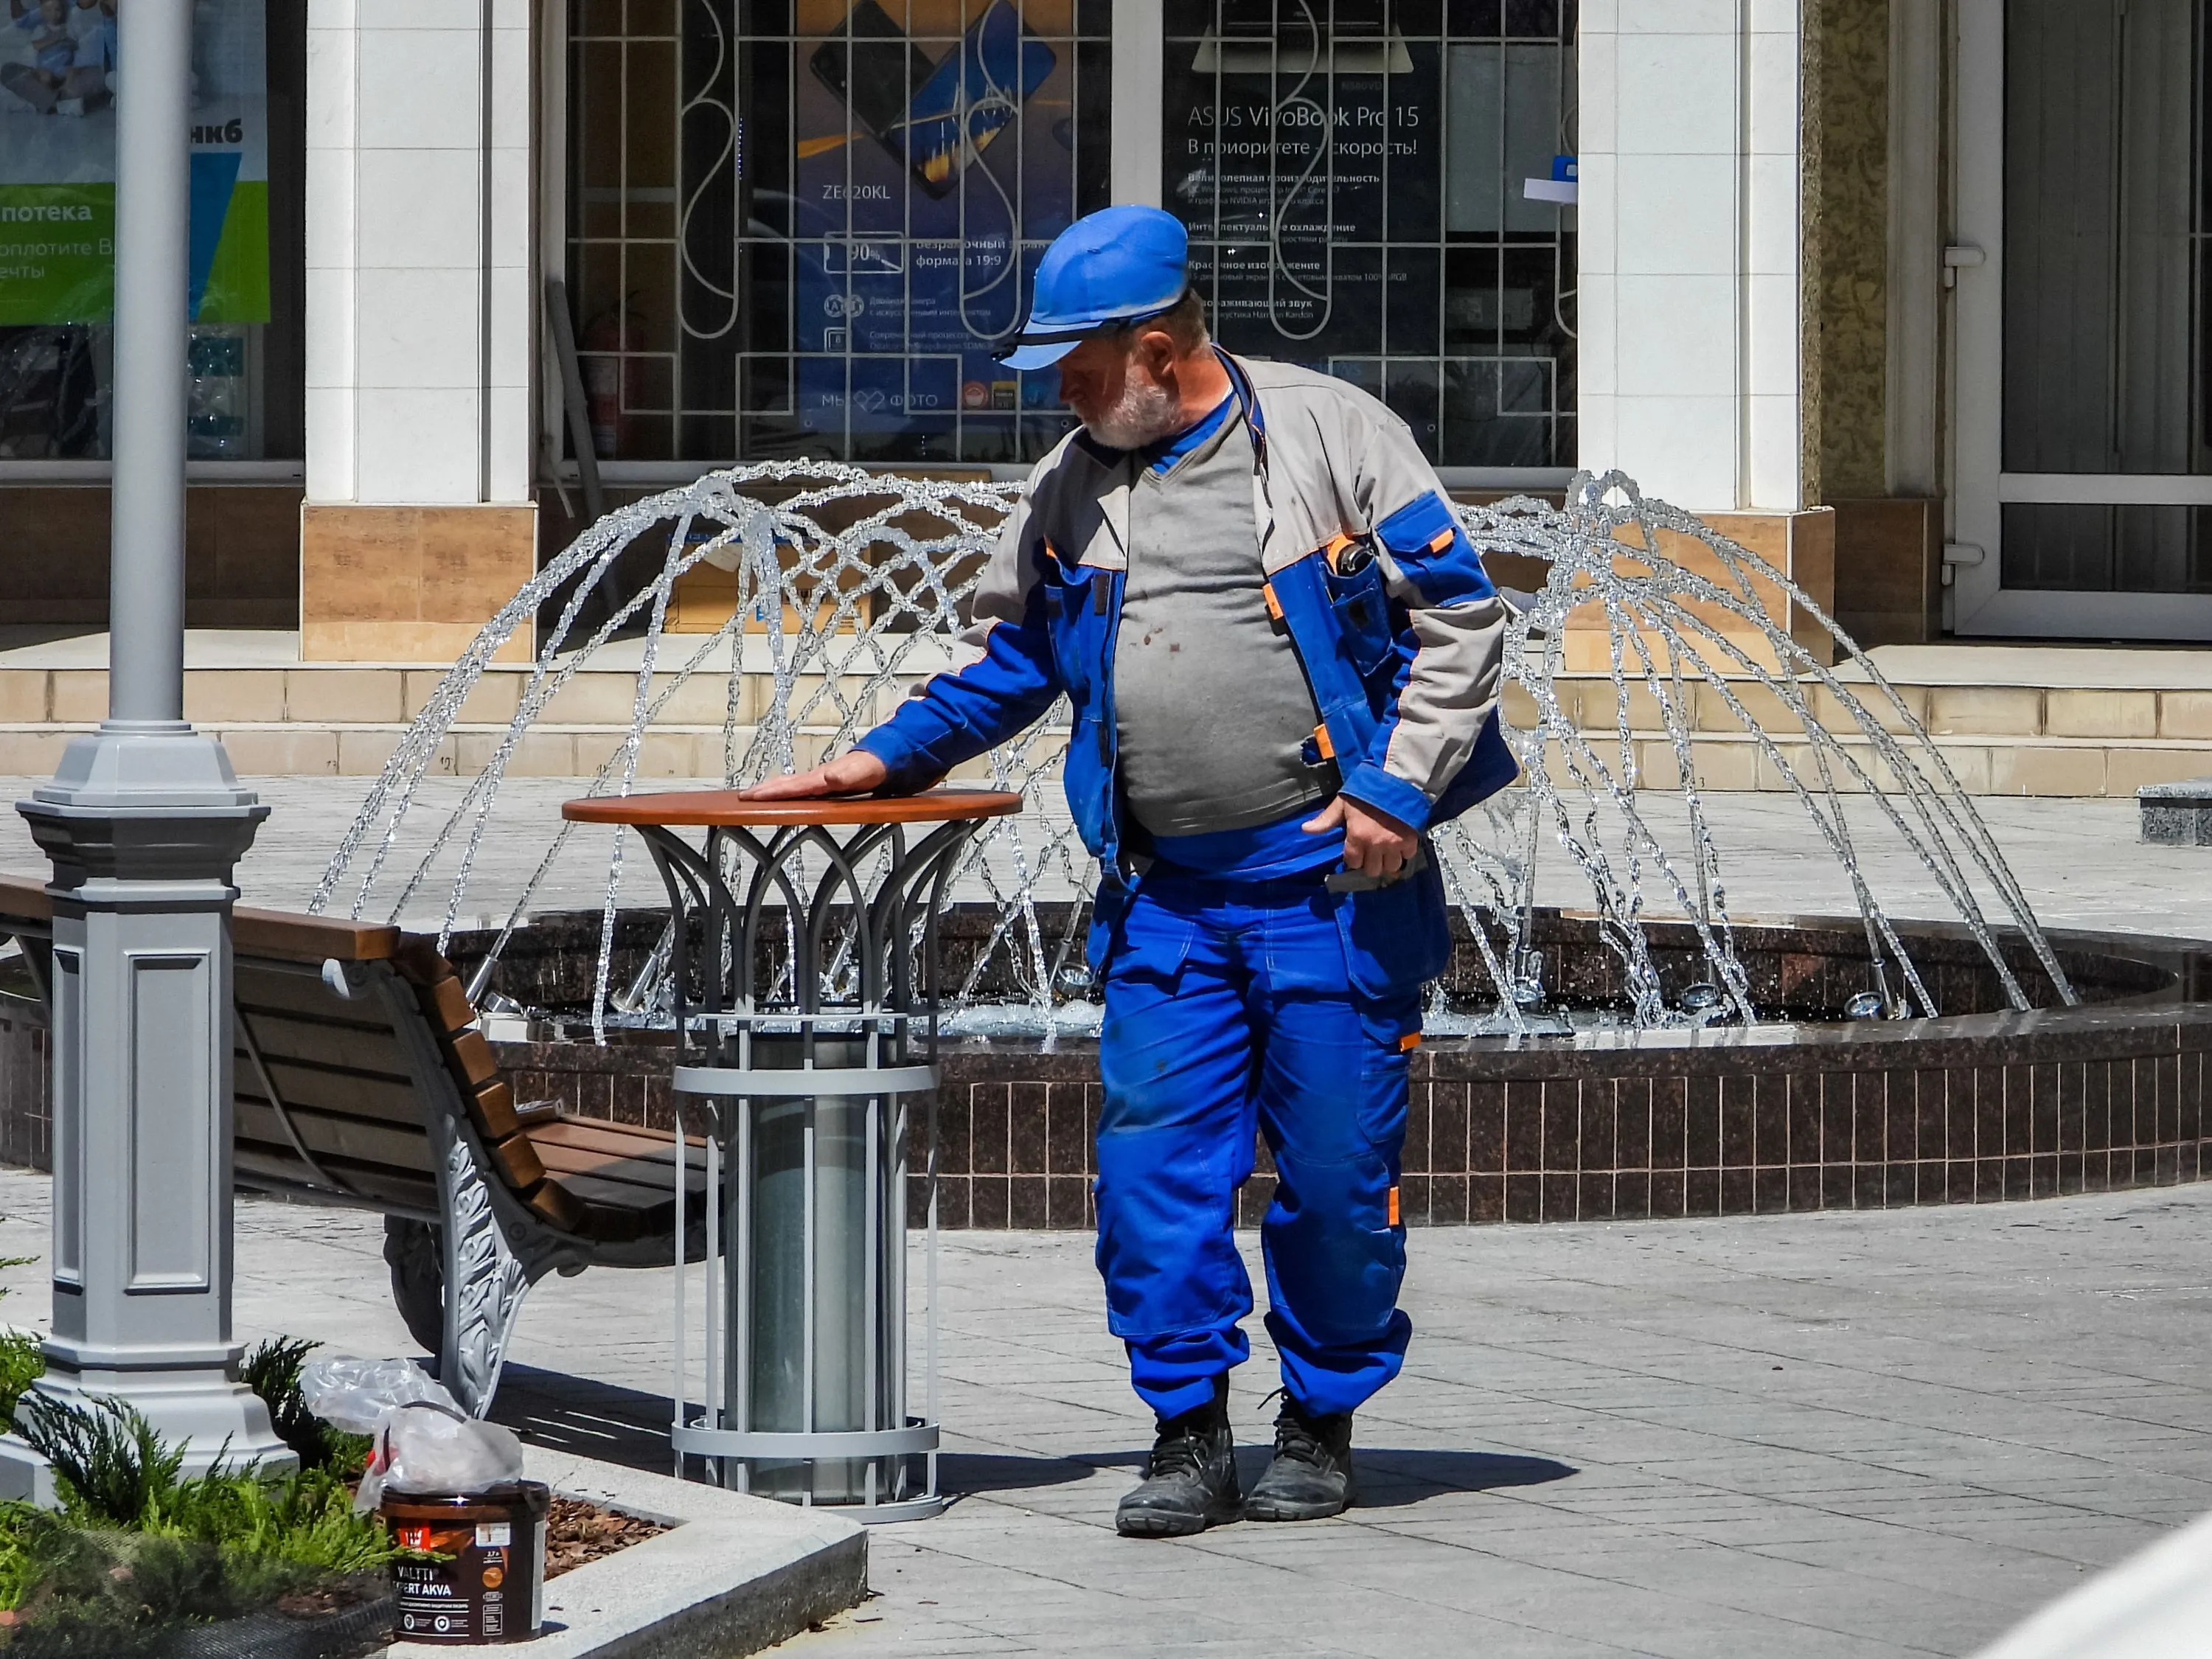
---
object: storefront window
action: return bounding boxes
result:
[564,0,1571,471]
[1164,0,1574,467]
[569,0,1110,467]
[0,0,304,464]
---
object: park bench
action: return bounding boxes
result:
[0,873,703,1417]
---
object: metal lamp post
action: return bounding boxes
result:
[0,1,291,1496]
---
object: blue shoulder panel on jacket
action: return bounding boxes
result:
[1374,492,1498,607]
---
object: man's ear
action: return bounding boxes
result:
[1133,328,1179,379]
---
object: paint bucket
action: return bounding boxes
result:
[383,1480,552,1644]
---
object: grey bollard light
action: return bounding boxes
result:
[0,0,291,1497]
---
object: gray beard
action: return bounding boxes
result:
[1082,378,1185,451]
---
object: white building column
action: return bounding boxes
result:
[1576,0,1804,514]
[299,0,537,663]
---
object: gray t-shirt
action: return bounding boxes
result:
[1113,398,1331,839]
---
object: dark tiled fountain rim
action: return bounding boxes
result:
[440,911,2212,1228]
[467,910,2212,1077]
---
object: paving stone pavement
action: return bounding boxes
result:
[0,1172,2208,1657]
[2,776,2208,1655]
[4,777,2211,942]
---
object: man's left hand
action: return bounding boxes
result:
[1302,796,1419,878]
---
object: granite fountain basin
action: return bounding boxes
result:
[444,905,2212,1231]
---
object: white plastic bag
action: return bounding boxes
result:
[371,1401,526,1501]
[299,1357,525,1509]
[299,1356,457,1434]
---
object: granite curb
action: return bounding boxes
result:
[2137,776,2212,845]
[384,1448,866,1659]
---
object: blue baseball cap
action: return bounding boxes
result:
[996,206,1190,372]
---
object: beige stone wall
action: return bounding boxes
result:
[1801,0,1893,504]
[300,504,538,664]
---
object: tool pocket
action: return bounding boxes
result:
[1039,543,1105,698]
[1353,998,1423,1157]
[1321,543,1397,681]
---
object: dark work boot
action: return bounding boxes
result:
[1115,1377,1240,1538]
[1243,1394,1356,1521]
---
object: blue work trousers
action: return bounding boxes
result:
[1094,866,1419,1422]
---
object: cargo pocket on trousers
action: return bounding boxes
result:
[1352,996,1422,1157]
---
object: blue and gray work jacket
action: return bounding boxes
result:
[857,350,1518,995]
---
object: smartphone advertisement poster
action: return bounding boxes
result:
[790,0,1080,439]
[0,0,269,327]
[1161,4,1441,361]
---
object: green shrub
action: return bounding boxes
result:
[150,1466,396,1576]
[0,1371,402,1648]
[239,1338,372,1478]
[0,1511,372,1655]
[12,1397,184,1530]
[0,1333,43,1428]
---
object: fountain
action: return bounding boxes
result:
[307,462,2212,1226]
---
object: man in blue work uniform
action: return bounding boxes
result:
[748,206,1515,1537]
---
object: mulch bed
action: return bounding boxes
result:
[545,1495,667,1580]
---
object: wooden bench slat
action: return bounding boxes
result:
[236,1100,438,1175]
[236,1071,542,1197]
[392,936,456,988]
[531,1141,706,1200]
[490,1130,546,1191]
[577,1206,644,1245]
[468,1078,521,1141]
[244,1059,429,1127]
[2,875,398,964]
[237,1009,416,1082]
[234,1051,520,1142]
[445,1028,501,1090]
[235,971,400,1030]
[234,908,401,964]
[235,1144,439,1214]
[0,875,51,924]
[546,1176,661,1240]
[235,1075,424,1132]
[525,1175,591,1234]
[415,974,476,1035]
[532,1116,703,1166]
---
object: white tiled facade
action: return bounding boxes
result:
[305,0,534,509]
[1576,0,1804,512]
[298,4,1809,518]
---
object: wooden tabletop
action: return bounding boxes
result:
[560,787,1025,829]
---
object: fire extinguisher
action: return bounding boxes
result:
[580,300,645,461]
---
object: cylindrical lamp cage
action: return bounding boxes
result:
[645,810,996,1523]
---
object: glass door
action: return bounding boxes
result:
[1952,0,2212,638]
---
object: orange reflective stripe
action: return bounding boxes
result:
[1262,582,1284,622]
[1426,528,1455,552]
[1398,1032,1423,1052]
[1311,723,1335,760]
[1388,1186,1402,1225]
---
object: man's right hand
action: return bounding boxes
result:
[738,749,891,801]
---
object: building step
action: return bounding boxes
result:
[7,661,2208,742]
[3,720,2206,798]
[4,647,2211,796]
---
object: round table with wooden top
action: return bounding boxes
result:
[559,786,1021,1523]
